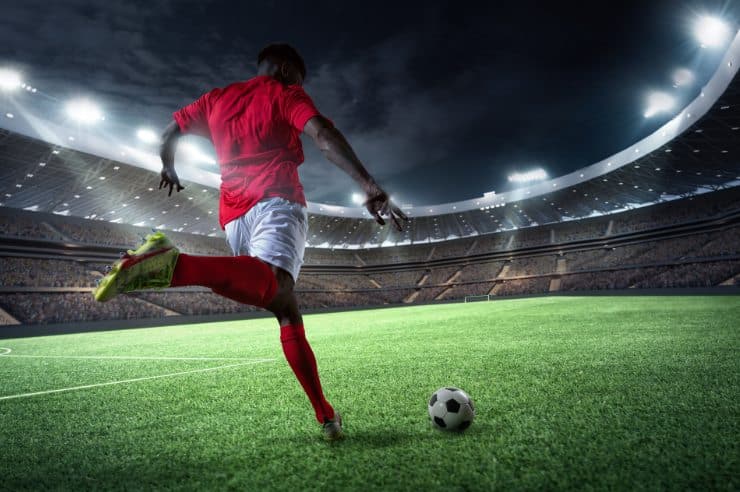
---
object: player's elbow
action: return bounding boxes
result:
[159,121,182,154]
[315,123,342,154]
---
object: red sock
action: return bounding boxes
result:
[170,254,278,308]
[280,324,335,423]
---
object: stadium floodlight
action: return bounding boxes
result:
[0,68,22,91]
[508,168,548,183]
[136,127,158,144]
[694,16,731,48]
[65,98,103,124]
[643,91,675,118]
[672,68,694,87]
[351,192,364,205]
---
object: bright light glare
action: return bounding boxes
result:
[351,192,364,205]
[694,16,731,47]
[672,68,694,87]
[136,128,158,144]
[508,169,548,183]
[0,68,22,91]
[644,91,675,118]
[65,99,103,124]
[180,141,216,165]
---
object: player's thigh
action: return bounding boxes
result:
[224,214,253,256]
[248,197,308,283]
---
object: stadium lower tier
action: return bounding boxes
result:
[1,188,739,325]
[0,258,738,325]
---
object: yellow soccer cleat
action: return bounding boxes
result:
[93,231,180,302]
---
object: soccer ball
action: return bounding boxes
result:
[428,387,475,431]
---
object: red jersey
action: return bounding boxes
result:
[173,75,322,228]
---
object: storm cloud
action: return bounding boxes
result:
[0,0,736,206]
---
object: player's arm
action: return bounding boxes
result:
[303,116,408,231]
[159,120,184,196]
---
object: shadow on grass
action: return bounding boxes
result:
[345,416,493,445]
[333,428,425,449]
[275,425,437,449]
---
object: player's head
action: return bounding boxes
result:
[257,43,306,86]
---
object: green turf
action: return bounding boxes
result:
[0,296,738,491]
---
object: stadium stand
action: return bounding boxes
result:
[0,292,170,324]
[1,184,738,324]
[134,291,257,316]
[0,257,104,287]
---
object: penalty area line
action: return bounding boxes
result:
[0,358,275,402]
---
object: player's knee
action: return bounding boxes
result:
[262,264,302,325]
[266,264,295,293]
[270,296,302,326]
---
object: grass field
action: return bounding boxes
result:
[0,296,738,491]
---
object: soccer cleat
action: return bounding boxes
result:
[322,411,343,441]
[93,231,180,302]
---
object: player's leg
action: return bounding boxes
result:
[168,253,277,307]
[242,199,340,439]
[93,208,279,307]
[266,265,339,438]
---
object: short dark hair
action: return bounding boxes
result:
[258,43,306,80]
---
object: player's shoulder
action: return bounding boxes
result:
[280,82,313,103]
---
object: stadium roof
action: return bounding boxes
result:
[1,34,739,248]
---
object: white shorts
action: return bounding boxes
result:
[224,197,308,282]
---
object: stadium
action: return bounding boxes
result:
[1,3,739,491]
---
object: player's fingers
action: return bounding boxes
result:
[168,182,174,197]
[391,209,404,226]
[177,183,184,192]
[393,206,409,221]
[373,211,385,226]
[391,213,403,231]
[159,178,165,190]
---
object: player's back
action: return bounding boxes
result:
[173,74,322,227]
[203,76,310,165]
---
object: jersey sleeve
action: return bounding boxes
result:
[173,90,217,138]
[281,86,323,132]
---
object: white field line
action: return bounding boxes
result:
[0,358,275,401]
[0,348,265,362]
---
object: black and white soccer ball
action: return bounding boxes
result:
[428,387,475,432]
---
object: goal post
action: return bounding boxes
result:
[464,294,491,303]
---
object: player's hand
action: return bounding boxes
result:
[364,188,408,231]
[159,166,184,197]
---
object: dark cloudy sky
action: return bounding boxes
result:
[0,0,738,206]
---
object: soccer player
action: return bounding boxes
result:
[94,43,407,440]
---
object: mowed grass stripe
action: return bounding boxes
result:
[0,296,737,491]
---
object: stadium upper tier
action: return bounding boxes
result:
[0,34,739,247]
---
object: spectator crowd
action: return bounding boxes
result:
[1,188,738,324]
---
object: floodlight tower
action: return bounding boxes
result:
[694,16,731,48]
[0,68,22,91]
[643,92,675,118]
[65,99,104,124]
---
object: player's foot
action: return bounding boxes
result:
[322,411,343,441]
[93,231,180,302]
